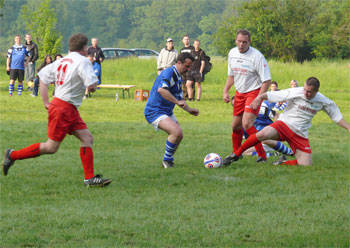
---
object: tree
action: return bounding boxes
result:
[20,0,62,58]
[214,0,349,61]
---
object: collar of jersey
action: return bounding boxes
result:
[172,65,180,79]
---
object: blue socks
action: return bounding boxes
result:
[163,140,177,161]
[17,85,23,95]
[274,141,293,155]
[9,84,14,95]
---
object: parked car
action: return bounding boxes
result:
[102,48,135,59]
[131,48,159,59]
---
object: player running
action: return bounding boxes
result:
[144,52,199,168]
[2,33,111,187]
[223,77,350,166]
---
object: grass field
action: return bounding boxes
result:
[0,57,349,247]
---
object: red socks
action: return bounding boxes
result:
[232,129,243,153]
[246,126,266,160]
[80,147,94,179]
[234,133,260,157]
[10,143,41,160]
[282,160,298,166]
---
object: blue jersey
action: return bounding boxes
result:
[144,66,183,123]
[93,62,101,84]
[255,100,276,128]
[8,45,29,70]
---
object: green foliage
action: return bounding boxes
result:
[0,58,349,247]
[214,0,349,61]
[20,0,62,58]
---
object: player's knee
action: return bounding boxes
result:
[83,133,93,146]
[45,145,59,154]
[173,129,183,140]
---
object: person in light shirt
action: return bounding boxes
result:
[2,33,111,187]
[223,77,350,166]
[223,29,271,165]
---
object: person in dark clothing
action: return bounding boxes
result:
[87,38,105,83]
[186,40,205,101]
[180,34,194,100]
[24,34,39,87]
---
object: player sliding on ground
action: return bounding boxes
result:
[144,53,199,168]
[2,33,111,187]
[223,77,350,166]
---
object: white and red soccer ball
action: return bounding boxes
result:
[203,153,223,168]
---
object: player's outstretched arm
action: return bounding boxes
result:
[336,119,350,134]
[39,80,50,110]
[250,93,268,110]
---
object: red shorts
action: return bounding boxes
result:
[48,98,87,142]
[233,88,261,116]
[270,121,312,154]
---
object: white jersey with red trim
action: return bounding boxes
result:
[228,46,271,93]
[38,52,97,108]
[267,87,343,138]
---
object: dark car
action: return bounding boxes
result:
[102,48,135,59]
[131,48,159,59]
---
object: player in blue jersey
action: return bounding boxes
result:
[7,35,30,96]
[145,52,199,168]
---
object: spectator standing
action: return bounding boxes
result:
[2,33,111,187]
[144,53,199,168]
[157,38,178,75]
[87,37,104,83]
[24,34,39,89]
[180,34,194,99]
[222,29,271,165]
[31,55,53,97]
[7,35,29,96]
[186,40,206,101]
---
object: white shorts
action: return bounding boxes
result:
[150,114,177,131]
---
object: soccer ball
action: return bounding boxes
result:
[203,153,223,168]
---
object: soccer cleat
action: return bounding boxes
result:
[84,174,112,187]
[162,160,174,168]
[256,157,266,163]
[272,155,287,165]
[2,149,15,176]
[223,153,240,166]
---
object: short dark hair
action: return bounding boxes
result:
[271,81,278,87]
[54,54,63,60]
[182,34,189,39]
[177,52,194,63]
[236,29,251,41]
[69,33,88,52]
[305,77,320,90]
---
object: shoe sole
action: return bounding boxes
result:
[2,149,12,176]
[85,179,112,188]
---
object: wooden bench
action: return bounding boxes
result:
[97,84,136,99]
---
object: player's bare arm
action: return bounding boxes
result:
[6,57,10,71]
[223,76,234,103]
[157,87,180,105]
[39,80,50,110]
[336,119,350,134]
[250,93,268,110]
[259,80,271,95]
